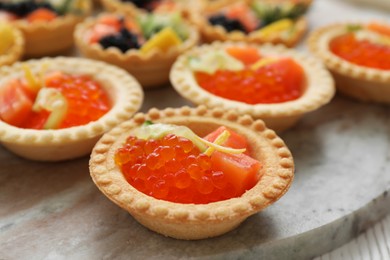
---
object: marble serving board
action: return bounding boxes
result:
[1,0,390,259]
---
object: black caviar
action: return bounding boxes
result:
[208,14,246,33]
[99,28,141,53]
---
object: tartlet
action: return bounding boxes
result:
[16,15,87,57]
[0,57,143,161]
[0,0,91,57]
[308,22,390,104]
[0,23,24,67]
[170,42,335,132]
[74,13,199,88]
[191,0,311,47]
[89,106,294,240]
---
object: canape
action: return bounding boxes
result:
[308,21,390,104]
[75,12,199,88]
[191,0,312,47]
[0,0,91,57]
[89,106,294,240]
[0,57,143,161]
[170,42,335,132]
[0,23,24,66]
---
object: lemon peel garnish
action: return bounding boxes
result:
[250,57,278,70]
[22,63,51,93]
[134,123,246,155]
[22,64,41,92]
[199,130,246,156]
[204,130,229,156]
[134,123,208,151]
[32,88,68,129]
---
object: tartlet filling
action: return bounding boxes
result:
[207,1,310,39]
[189,46,305,104]
[115,122,262,204]
[329,22,390,70]
[0,0,89,23]
[0,64,111,129]
[86,13,188,54]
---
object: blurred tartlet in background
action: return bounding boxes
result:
[75,12,199,88]
[308,21,390,104]
[0,23,24,66]
[0,0,91,57]
[191,0,312,47]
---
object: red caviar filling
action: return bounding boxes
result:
[115,129,261,204]
[330,33,390,70]
[1,72,111,129]
[194,57,305,104]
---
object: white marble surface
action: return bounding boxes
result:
[1,0,390,259]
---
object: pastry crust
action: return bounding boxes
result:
[89,106,294,240]
[308,23,390,104]
[0,24,24,67]
[191,0,310,47]
[0,57,144,161]
[170,41,335,132]
[74,13,200,88]
[8,1,92,58]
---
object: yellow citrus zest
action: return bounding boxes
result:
[140,27,182,54]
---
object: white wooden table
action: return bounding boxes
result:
[312,0,390,258]
[317,214,390,259]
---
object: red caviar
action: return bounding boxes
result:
[195,58,305,104]
[329,33,390,70]
[21,72,111,129]
[115,134,251,204]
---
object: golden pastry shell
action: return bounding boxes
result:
[0,57,143,161]
[0,24,24,67]
[11,3,91,58]
[89,106,294,240]
[308,22,390,103]
[170,41,335,132]
[74,13,200,88]
[190,0,311,47]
